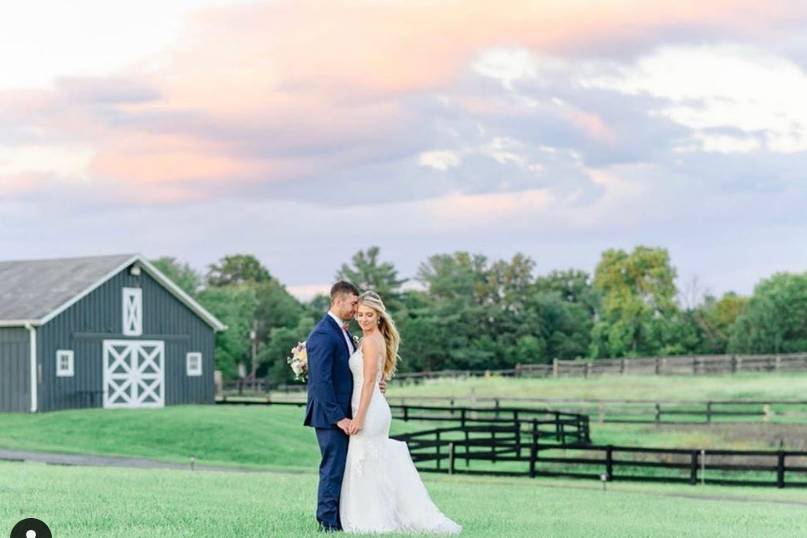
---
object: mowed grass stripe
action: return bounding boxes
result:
[0,405,429,471]
[2,462,807,537]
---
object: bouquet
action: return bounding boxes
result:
[287,341,308,382]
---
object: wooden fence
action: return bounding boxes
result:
[215,398,807,488]
[391,352,807,383]
[391,419,807,489]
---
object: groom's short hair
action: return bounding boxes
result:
[330,281,360,302]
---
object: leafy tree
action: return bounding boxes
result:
[198,285,258,379]
[207,254,272,287]
[692,292,748,353]
[728,273,807,353]
[150,257,203,296]
[590,246,679,358]
[336,246,407,309]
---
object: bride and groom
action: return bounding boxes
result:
[303,281,462,534]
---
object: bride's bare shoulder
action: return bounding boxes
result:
[360,333,386,355]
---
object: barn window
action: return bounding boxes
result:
[56,350,74,377]
[123,288,143,336]
[187,352,202,376]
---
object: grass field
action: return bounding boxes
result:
[384,373,807,401]
[3,461,807,537]
[0,405,423,471]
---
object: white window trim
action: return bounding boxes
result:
[56,349,74,377]
[186,352,203,376]
[122,287,143,336]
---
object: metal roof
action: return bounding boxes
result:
[0,254,226,331]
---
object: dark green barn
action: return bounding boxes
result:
[0,254,226,413]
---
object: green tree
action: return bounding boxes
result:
[207,254,272,287]
[336,246,407,310]
[728,273,807,353]
[150,257,203,296]
[692,292,748,353]
[590,246,679,358]
[197,285,258,379]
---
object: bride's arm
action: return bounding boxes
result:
[349,337,381,434]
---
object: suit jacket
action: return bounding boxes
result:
[303,313,354,428]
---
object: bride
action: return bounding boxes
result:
[339,290,462,534]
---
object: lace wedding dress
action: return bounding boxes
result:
[340,348,462,534]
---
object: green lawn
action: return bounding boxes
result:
[384,373,807,402]
[0,405,426,471]
[2,461,807,537]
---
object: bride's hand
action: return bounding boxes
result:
[349,418,364,435]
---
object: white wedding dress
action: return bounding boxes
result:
[340,348,462,534]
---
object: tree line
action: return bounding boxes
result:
[151,245,807,385]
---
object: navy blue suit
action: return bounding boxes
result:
[304,314,354,531]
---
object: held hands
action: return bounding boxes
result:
[348,417,364,435]
[337,417,364,435]
[336,418,352,435]
[379,378,387,394]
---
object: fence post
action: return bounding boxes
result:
[655,357,661,375]
[449,442,455,475]
[689,451,698,485]
[494,398,500,419]
[731,354,737,374]
[436,431,442,471]
[491,427,497,465]
[655,403,662,425]
[403,405,409,422]
[553,358,559,377]
[529,418,538,478]
[701,449,706,486]
[555,412,561,441]
[775,354,782,372]
[461,408,467,429]
[515,419,522,458]
[621,358,627,375]
[777,452,786,488]
[706,401,712,424]
[465,428,470,467]
[692,356,698,375]
[585,362,592,378]
[606,446,613,481]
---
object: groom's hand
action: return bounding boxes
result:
[336,418,352,435]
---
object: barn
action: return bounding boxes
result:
[0,254,226,413]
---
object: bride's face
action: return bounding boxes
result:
[356,304,379,332]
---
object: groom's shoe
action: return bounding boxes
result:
[317,521,341,533]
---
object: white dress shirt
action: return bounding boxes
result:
[328,310,355,355]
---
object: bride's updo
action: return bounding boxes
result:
[358,290,401,381]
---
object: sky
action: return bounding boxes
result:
[2,0,807,301]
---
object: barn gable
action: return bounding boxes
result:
[0,254,225,413]
[0,254,225,330]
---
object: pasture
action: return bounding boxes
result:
[3,373,807,536]
[384,372,807,402]
[3,460,807,537]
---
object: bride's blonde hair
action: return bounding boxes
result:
[358,290,401,381]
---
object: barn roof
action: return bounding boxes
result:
[0,254,226,331]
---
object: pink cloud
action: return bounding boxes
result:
[4,0,805,202]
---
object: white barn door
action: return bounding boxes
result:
[103,340,165,408]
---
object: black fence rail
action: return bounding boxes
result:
[215,397,590,444]
[390,420,807,489]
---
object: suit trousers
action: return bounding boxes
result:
[315,426,349,530]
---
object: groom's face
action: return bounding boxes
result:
[333,292,359,322]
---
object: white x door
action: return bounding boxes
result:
[103,340,165,408]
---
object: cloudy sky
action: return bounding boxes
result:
[2,0,807,300]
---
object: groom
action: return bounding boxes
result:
[304,281,386,532]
